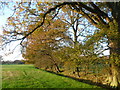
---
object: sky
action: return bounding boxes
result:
[0,4,24,61]
[0,2,110,61]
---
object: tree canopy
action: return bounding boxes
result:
[2,1,120,88]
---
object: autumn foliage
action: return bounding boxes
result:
[2,2,120,88]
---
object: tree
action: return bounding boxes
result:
[0,55,3,63]
[22,13,68,72]
[3,1,120,87]
[41,2,120,87]
[67,2,120,87]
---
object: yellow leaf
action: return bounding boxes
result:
[20,8,24,12]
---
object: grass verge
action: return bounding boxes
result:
[2,64,105,89]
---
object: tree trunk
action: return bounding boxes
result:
[50,55,62,73]
[75,67,80,77]
[110,64,120,87]
[106,20,120,88]
[54,63,61,73]
[106,42,120,87]
[46,52,62,73]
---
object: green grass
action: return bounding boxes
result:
[2,64,104,88]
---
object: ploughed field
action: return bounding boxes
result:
[2,65,103,88]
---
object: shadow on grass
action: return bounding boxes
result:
[39,69,119,90]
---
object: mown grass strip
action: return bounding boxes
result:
[2,65,105,89]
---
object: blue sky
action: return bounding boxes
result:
[0,4,23,61]
[0,2,109,61]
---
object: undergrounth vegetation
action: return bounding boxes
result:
[2,64,104,88]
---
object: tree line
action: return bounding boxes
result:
[2,1,120,88]
[2,60,24,64]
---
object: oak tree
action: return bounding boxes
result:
[3,1,120,87]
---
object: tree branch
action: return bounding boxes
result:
[89,2,111,23]
[20,2,70,46]
[81,10,98,27]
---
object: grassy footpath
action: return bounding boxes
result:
[2,65,104,88]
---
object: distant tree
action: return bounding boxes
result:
[13,60,24,64]
[0,55,3,64]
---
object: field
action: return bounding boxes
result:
[2,64,104,88]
